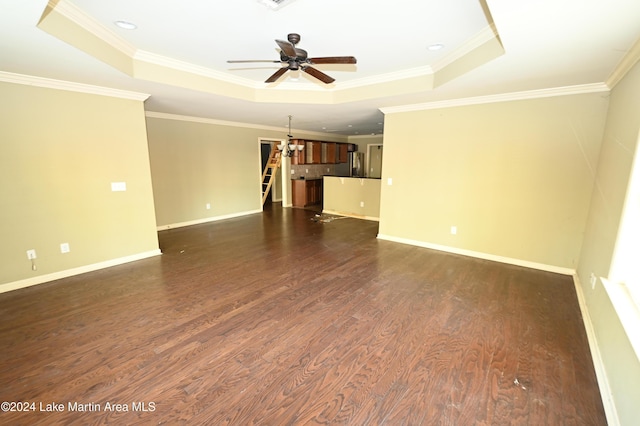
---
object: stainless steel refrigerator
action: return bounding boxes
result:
[334,151,365,177]
[350,152,365,177]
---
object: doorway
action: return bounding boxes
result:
[260,142,273,204]
[259,139,286,208]
[367,144,383,178]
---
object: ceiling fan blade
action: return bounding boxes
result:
[227,60,281,63]
[265,66,289,83]
[302,66,335,84]
[275,39,297,58]
[308,56,357,65]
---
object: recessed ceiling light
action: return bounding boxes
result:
[427,43,444,51]
[257,0,299,10]
[114,21,137,30]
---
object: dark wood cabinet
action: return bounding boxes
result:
[338,143,348,163]
[322,142,338,164]
[290,140,347,164]
[305,141,322,164]
[292,179,322,207]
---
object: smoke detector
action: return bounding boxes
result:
[257,0,298,10]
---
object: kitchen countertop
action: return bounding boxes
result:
[326,176,380,179]
[292,176,380,180]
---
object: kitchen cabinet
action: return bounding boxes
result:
[322,142,338,164]
[292,179,323,207]
[338,143,348,163]
[290,139,306,165]
[305,141,322,164]
[290,140,348,164]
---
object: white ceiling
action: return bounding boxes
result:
[1,0,639,136]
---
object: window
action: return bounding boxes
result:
[605,131,640,360]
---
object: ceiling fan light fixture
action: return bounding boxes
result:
[228,33,356,84]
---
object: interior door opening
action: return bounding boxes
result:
[259,139,286,209]
[260,142,273,205]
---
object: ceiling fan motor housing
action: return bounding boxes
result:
[287,33,301,45]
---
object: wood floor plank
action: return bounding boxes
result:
[0,204,607,425]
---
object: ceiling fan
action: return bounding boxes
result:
[227,33,357,84]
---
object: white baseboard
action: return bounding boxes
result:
[322,209,380,222]
[572,275,620,426]
[0,249,162,294]
[376,234,575,275]
[156,209,262,231]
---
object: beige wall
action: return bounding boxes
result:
[379,93,608,271]
[0,82,159,290]
[323,177,381,220]
[146,116,346,227]
[577,60,640,426]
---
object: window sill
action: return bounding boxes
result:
[601,277,640,362]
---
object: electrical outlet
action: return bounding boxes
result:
[360,201,364,207]
[590,272,597,289]
[26,249,37,260]
[111,181,127,192]
[206,203,211,210]
[451,226,457,235]
[60,243,70,253]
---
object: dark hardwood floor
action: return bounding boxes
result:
[0,203,606,425]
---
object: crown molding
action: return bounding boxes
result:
[51,0,137,57]
[136,50,434,92]
[145,111,342,138]
[606,37,640,89]
[337,66,435,90]
[431,24,500,73]
[348,134,384,140]
[145,111,285,132]
[0,71,150,101]
[379,83,610,114]
[133,51,262,88]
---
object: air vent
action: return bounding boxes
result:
[257,0,298,10]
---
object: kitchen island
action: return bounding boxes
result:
[323,176,381,221]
